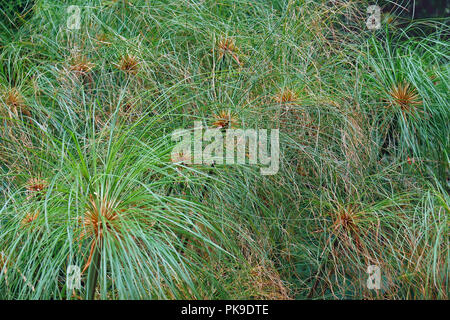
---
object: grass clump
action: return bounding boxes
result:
[0,0,448,299]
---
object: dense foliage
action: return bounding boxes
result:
[0,0,448,299]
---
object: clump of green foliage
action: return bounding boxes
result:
[0,0,448,299]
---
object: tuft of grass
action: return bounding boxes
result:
[387,81,422,115]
